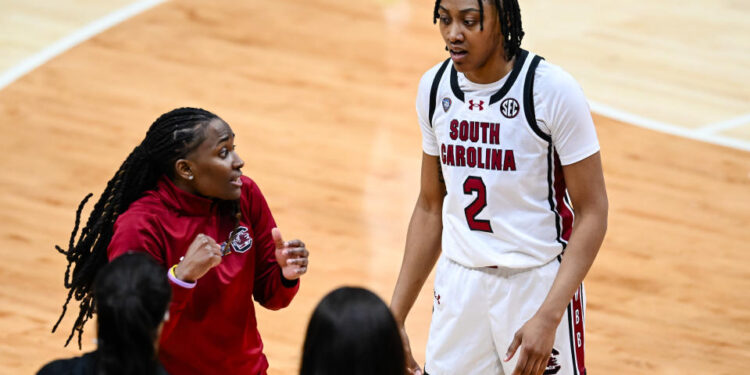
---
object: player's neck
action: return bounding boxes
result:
[464,54,515,84]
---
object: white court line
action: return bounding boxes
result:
[695,113,750,135]
[0,0,165,91]
[589,101,750,153]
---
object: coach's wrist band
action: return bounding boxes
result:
[168,265,197,289]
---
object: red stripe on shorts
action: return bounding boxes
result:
[571,284,586,374]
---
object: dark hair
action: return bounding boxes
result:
[433,0,524,60]
[53,107,241,347]
[300,287,406,375]
[95,253,171,375]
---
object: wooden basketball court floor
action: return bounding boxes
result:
[0,0,748,373]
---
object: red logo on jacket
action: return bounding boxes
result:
[230,226,253,253]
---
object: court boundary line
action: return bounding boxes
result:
[589,101,750,152]
[0,0,166,91]
[695,113,750,135]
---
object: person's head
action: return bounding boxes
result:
[300,287,405,375]
[95,253,171,375]
[134,107,245,201]
[54,107,244,347]
[434,0,524,78]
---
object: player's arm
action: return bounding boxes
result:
[391,152,445,323]
[542,151,608,317]
[507,152,608,375]
[391,152,445,374]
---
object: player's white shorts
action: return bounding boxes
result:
[425,255,586,375]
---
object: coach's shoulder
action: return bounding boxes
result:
[239,175,260,194]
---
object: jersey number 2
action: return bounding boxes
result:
[463,176,493,233]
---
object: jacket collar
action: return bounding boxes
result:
[156,175,217,216]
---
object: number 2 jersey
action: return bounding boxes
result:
[418,50,600,269]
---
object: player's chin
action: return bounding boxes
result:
[451,59,472,72]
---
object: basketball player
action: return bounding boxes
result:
[53,108,309,375]
[390,1,608,375]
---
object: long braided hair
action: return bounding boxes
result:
[433,0,525,60]
[53,107,241,347]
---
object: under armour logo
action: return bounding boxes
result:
[468,99,484,111]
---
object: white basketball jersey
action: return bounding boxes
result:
[418,50,600,268]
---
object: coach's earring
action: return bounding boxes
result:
[188,175,194,180]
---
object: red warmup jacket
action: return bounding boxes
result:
[108,175,299,375]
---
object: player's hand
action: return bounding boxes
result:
[399,325,423,375]
[273,228,309,280]
[175,233,223,282]
[505,313,559,375]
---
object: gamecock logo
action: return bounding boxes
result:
[544,348,561,374]
[230,227,253,253]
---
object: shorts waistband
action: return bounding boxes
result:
[481,264,537,277]
[444,256,554,277]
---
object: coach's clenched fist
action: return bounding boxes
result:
[174,233,223,282]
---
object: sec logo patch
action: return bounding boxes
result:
[500,98,519,118]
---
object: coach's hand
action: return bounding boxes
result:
[399,325,422,375]
[505,313,558,375]
[175,233,223,282]
[273,228,309,280]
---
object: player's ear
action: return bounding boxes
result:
[174,159,194,181]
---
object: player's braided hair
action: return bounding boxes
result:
[433,0,524,60]
[53,107,242,348]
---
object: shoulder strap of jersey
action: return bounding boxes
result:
[489,49,529,105]
[523,54,550,142]
[428,58,451,128]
